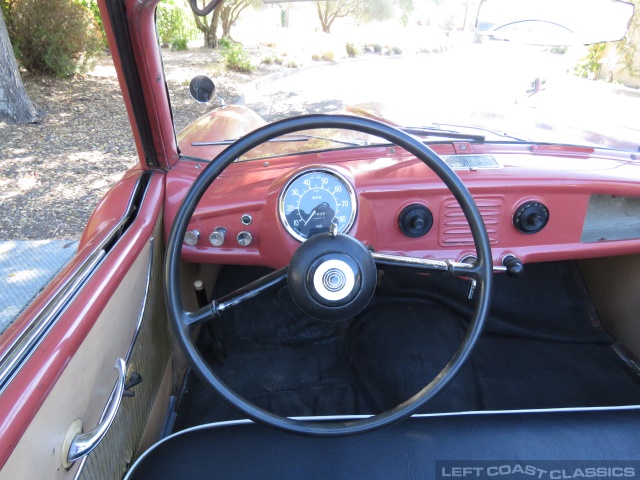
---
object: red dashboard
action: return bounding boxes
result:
[164,142,640,270]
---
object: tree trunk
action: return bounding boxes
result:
[317,3,332,33]
[0,10,39,124]
[191,0,223,48]
[221,1,250,40]
[221,6,231,38]
[208,4,222,48]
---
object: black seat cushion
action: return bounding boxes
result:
[126,409,640,479]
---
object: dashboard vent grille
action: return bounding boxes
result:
[439,196,503,246]
[442,155,500,170]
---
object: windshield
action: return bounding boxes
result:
[159,0,639,162]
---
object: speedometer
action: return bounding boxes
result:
[279,169,357,242]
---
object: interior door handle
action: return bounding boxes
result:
[66,358,127,464]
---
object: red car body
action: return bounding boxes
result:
[1,0,639,478]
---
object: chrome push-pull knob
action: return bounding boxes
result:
[209,227,227,247]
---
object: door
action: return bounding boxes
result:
[0,171,173,479]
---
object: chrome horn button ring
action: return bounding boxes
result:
[309,256,359,305]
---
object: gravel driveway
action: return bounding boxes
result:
[0,47,282,240]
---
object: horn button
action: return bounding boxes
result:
[288,233,377,321]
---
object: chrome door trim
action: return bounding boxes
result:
[67,359,127,463]
[124,237,155,363]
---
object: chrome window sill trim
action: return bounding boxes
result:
[0,173,151,396]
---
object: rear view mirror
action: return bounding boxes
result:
[476,0,635,45]
[189,76,216,103]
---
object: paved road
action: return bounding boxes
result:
[247,43,640,151]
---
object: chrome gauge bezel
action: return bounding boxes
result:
[278,168,358,243]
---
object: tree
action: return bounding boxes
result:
[220,0,260,39]
[0,9,39,123]
[615,0,640,77]
[315,1,360,34]
[394,0,414,27]
[9,0,103,77]
[315,0,414,33]
[190,0,224,48]
[189,0,258,47]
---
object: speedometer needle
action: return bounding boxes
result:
[302,208,318,225]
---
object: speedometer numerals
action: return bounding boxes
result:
[279,169,357,242]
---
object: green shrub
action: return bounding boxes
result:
[76,0,105,45]
[311,53,321,61]
[321,51,334,61]
[392,46,402,55]
[373,44,382,54]
[261,56,273,65]
[9,0,103,76]
[345,42,358,58]
[574,43,606,79]
[171,38,188,51]
[221,41,253,73]
[274,57,283,65]
[218,37,232,50]
[156,0,197,45]
[285,61,298,68]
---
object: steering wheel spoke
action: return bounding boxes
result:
[371,252,483,279]
[217,267,288,316]
[181,268,288,327]
[182,305,216,327]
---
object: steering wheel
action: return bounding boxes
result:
[165,114,493,436]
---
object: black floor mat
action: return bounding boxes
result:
[173,261,640,431]
[349,303,640,413]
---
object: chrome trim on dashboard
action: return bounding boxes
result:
[441,154,501,170]
[0,173,150,396]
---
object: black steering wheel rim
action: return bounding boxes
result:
[165,114,493,436]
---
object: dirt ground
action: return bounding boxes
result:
[0,47,282,240]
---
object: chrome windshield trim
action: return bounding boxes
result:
[0,173,150,395]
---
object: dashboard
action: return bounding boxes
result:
[165,142,640,270]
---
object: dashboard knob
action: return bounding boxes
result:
[184,230,200,246]
[411,216,425,230]
[209,227,227,247]
[237,231,253,247]
[502,255,524,278]
[513,202,549,234]
[398,204,433,238]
